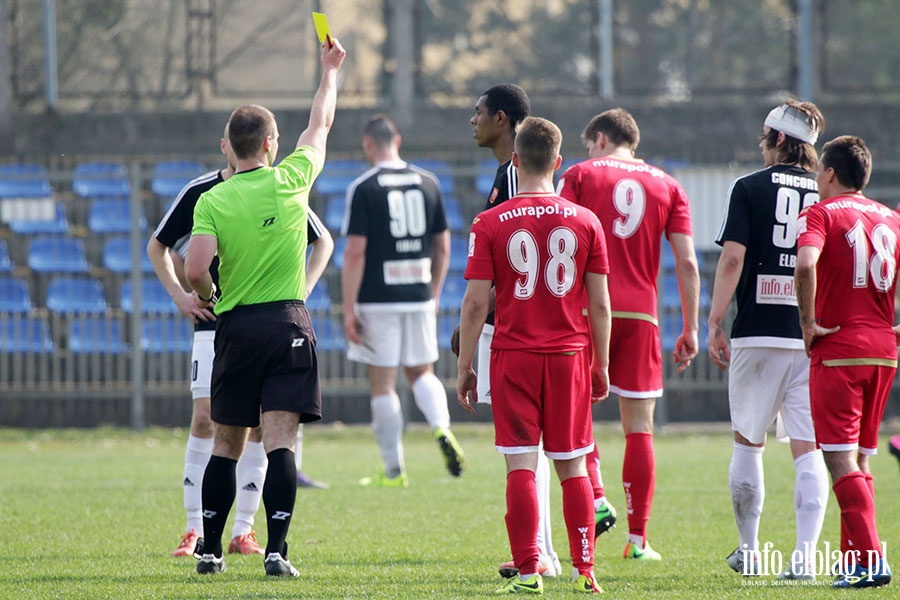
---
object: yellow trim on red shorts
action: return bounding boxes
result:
[821,357,898,368]
[611,311,658,326]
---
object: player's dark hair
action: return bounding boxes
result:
[762,99,824,171]
[228,104,276,159]
[363,114,399,147]
[820,135,871,191]
[480,83,530,129]
[514,117,562,175]
[582,108,640,151]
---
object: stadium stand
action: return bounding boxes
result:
[151,161,206,199]
[449,235,469,271]
[0,316,55,353]
[140,317,193,353]
[312,316,345,351]
[8,202,69,235]
[120,277,177,314]
[410,159,455,195]
[436,315,458,349]
[27,236,90,273]
[67,315,129,354]
[443,196,465,231]
[438,271,466,312]
[102,237,154,274]
[0,277,34,313]
[87,198,147,234]
[0,163,52,198]
[305,280,332,313]
[72,162,131,198]
[0,240,13,272]
[46,277,108,314]
[332,236,347,270]
[314,160,367,196]
[324,196,345,231]
[475,160,497,196]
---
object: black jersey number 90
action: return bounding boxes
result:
[387,189,427,238]
[772,187,819,249]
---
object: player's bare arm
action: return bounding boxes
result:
[669,232,701,371]
[707,241,746,371]
[185,234,218,310]
[585,271,611,403]
[296,38,346,155]
[456,278,491,414]
[430,230,451,312]
[340,234,367,344]
[794,244,838,356]
[148,237,215,324]
[305,225,334,298]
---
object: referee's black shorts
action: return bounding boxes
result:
[210,300,321,427]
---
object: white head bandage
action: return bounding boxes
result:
[764,104,819,145]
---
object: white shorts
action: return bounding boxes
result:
[728,346,815,445]
[347,302,439,367]
[476,324,494,405]
[190,330,215,400]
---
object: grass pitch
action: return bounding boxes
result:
[0,423,898,599]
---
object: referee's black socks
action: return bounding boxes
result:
[201,455,238,557]
[263,448,297,557]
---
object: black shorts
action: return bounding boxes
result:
[210,300,321,427]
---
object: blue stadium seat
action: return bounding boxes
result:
[332,237,347,270]
[475,160,498,196]
[411,159,455,195]
[120,277,177,314]
[0,240,13,272]
[437,315,458,349]
[315,160,367,196]
[449,235,469,272]
[0,277,34,313]
[27,236,90,273]
[72,162,130,198]
[87,198,147,234]
[439,272,466,312]
[305,280,331,312]
[151,161,207,199]
[46,277,108,314]
[102,237,154,274]
[8,202,69,235]
[443,197,465,231]
[140,317,193,353]
[324,196,346,232]
[660,316,708,352]
[0,163,52,198]
[0,316,55,353]
[313,316,345,351]
[67,316,129,354]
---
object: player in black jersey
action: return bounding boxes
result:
[149,126,332,559]
[708,100,829,579]
[341,115,464,487]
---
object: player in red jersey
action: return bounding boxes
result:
[457,116,611,595]
[795,135,897,588]
[558,108,700,560]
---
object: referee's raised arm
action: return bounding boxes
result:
[296,38,347,156]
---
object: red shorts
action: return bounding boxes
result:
[809,358,895,454]
[490,348,595,459]
[609,317,662,398]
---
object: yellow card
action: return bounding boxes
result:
[312,12,331,44]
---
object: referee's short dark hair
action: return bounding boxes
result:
[363,114,399,147]
[228,104,276,159]
[481,83,530,129]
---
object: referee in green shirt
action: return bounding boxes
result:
[186,37,346,578]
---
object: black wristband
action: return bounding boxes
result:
[198,288,215,303]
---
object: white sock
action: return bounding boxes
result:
[535,450,554,559]
[232,440,267,537]
[295,423,305,471]
[626,533,645,548]
[372,393,405,475]
[729,442,765,551]
[184,435,213,534]
[411,372,450,429]
[792,449,828,569]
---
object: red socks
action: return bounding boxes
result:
[833,471,882,565]
[562,476,595,574]
[506,469,539,574]
[586,445,605,499]
[623,432,655,540]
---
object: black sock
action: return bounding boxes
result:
[263,448,297,556]
[201,455,237,557]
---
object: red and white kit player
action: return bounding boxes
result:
[558,108,700,560]
[457,116,611,595]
